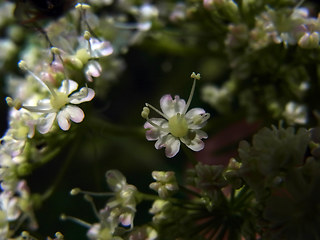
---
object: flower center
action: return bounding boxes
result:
[50,92,69,110]
[75,48,91,65]
[168,114,189,138]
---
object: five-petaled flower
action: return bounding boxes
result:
[12,61,95,134]
[142,73,210,158]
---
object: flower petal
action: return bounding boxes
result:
[144,118,169,140]
[85,61,102,82]
[160,94,186,118]
[185,108,206,119]
[181,130,207,152]
[59,79,78,95]
[164,135,181,158]
[57,110,71,131]
[69,87,95,104]
[155,135,180,158]
[90,38,114,57]
[64,105,85,123]
[37,112,56,134]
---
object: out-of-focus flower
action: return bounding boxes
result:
[142,73,210,158]
[149,171,178,198]
[283,101,307,125]
[105,170,138,228]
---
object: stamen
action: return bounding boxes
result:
[146,119,168,132]
[70,188,114,197]
[145,103,168,119]
[60,214,92,228]
[183,72,200,114]
[21,105,53,113]
[141,106,150,119]
[84,194,101,220]
[50,48,70,91]
[84,31,92,55]
[18,60,57,98]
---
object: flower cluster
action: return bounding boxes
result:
[0,0,320,239]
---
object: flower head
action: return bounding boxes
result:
[13,61,95,134]
[142,73,210,158]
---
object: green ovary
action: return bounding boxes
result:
[51,92,69,110]
[168,114,189,137]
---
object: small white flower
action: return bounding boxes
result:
[142,73,210,158]
[36,80,95,133]
[16,61,95,134]
[283,101,307,125]
[77,34,113,82]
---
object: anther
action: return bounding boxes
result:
[141,106,150,119]
[84,31,91,40]
[191,72,201,80]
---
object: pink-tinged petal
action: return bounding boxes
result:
[144,118,168,140]
[37,113,56,134]
[119,213,133,226]
[195,129,208,139]
[155,135,181,158]
[155,136,166,150]
[186,109,210,130]
[160,94,186,118]
[69,88,95,104]
[85,61,102,82]
[64,105,85,123]
[59,79,78,95]
[185,108,205,119]
[57,110,71,131]
[164,135,181,158]
[181,137,205,152]
[90,39,113,57]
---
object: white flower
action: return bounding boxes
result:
[142,73,210,158]
[283,101,307,125]
[16,61,95,134]
[36,79,95,133]
[77,33,113,82]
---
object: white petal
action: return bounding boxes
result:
[185,108,205,119]
[64,105,85,123]
[164,135,181,158]
[69,88,95,104]
[144,118,168,140]
[181,134,206,152]
[37,113,56,134]
[57,110,71,131]
[90,39,113,57]
[85,61,102,82]
[155,135,180,158]
[160,94,186,118]
[59,79,78,95]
